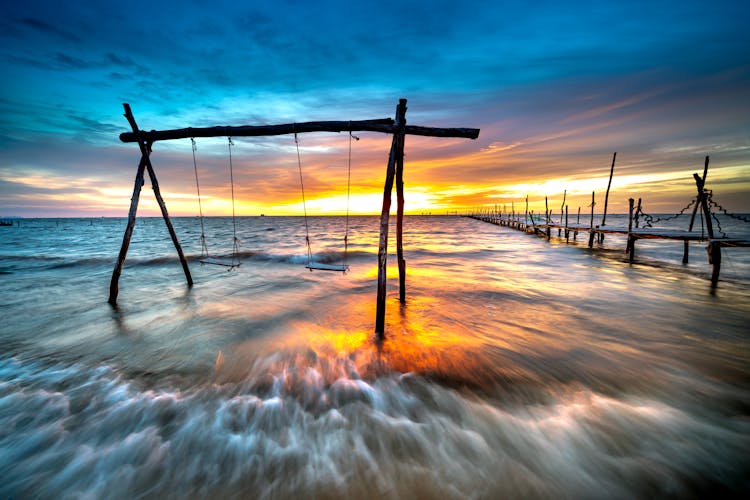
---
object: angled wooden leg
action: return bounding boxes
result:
[108,155,147,305]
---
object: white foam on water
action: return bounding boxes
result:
[2,355,748,499]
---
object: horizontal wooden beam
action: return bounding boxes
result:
[402,125,479,139]
[119,118,480,143]
[119,118,395,143]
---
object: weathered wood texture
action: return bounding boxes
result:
[113,100,481,327]
[109,104,193,305]
[120,120,479,143]
[601,152,616,228]
[588,191,596,248]
[396,117,407,305]
[108,155,147,305]
[375,100,407,337]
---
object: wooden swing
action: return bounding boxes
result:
[110,99,480,338]
[191,137,240,269]
[294,130,356,272]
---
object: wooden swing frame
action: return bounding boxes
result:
[109,98,480,338]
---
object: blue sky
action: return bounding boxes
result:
[1,0,748,216]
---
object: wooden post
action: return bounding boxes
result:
[396,101,407,305]
[545,197,551,239]
[709,242,722,288]
[627,198,635,262]
[692,169,719,287]
[559,190,566,236]
[600,152,616,243]
[635,198,642,228]
[684,156,709,264]
[588,191,596,248]
[601,152,616,227]
[108,155,147,305]
[574,206,580,240]
[525,195,529,229]
[123,104,193,289]
[375,99,406,337]
[565,205,570,243]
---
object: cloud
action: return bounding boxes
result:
[0,0,749,216]
[18,17,82,43]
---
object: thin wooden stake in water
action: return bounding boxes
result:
[559,190,566,237]
[684,156,710,264]
[601,152,616,228]
[627,198,635,262]
[635,198,642,229]
[525,195,529,229]
[690,165,719,287]
[588,191,596,248]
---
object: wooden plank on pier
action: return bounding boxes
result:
[712,238,750,248]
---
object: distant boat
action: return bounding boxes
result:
[260,214,265,217]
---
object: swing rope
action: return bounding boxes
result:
[344,126,358,269]
[191,138,209,258]
[294,131,313,268]
[190,137,240,269]
[228,137,240,268]
[295,130,352,273]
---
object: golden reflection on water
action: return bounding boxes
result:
[215,287,527,390]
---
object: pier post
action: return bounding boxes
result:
[635,198,642,228]
[559,190,566,237]
[588,192,596,248]
[525,195,529,230]
[600,152,616,244]
[709,242,722,288]
[565,205,569,243]
[685,156,710,264]
[626,198,635,262]
[692,166,719,287]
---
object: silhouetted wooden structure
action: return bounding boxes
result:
[110,99,479,338]
[470,155,749,287]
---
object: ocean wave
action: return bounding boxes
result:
[1,355,748,498]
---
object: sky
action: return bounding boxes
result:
[1,0,749,217]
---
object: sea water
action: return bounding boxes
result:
[1,215,749,498]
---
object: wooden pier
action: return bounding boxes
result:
[469,157,749,287]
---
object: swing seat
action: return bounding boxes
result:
[200,257,240,267]
[306,262,349,272]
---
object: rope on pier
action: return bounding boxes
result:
[708,193,750,224]
[639,199,696,228]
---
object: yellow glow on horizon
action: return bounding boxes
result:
[271,188,442,215]
[5,147,747,217]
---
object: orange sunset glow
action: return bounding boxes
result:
[2,1,750,497]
